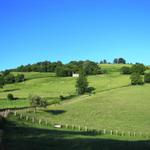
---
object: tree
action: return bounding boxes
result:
[113,58,126,64]
[15,74,25,82]
[4,74,15,84]
[0,77,4,88]
[121,66,131,74]
[29,95,48,111]
[130,73,144,85]
[7,93,14,100]
[118,58,126,64]
[144,73,150,83]
[76,70,88,95]
[131,64,145,75]
[113,58,118,64]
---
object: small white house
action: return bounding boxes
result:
[72,73,79,77]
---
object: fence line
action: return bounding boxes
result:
[13,111,150,139]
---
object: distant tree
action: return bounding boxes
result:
[113,58,126,64]
[4,74,15,84]
[131,64,145,75]
[118,58,126,64]
[76,70,88,95]
[2,70,10,77]
[82,60,102,75]
[7,93,14,100]
[121,66,131,74]
[144,73,150,83]
[0,77,4,88]
[15,74,25,82]
[113,58,118,64]
[29,95,48,111]
[130,73,144,85]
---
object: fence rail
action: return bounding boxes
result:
[12,111,150,139]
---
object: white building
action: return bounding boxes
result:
[72,73,79,77]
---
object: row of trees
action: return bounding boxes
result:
[9,60,103,77]
[121,64,146,75]
[120,64,150,85]
[55,60,103,77]
[0,71,25,88]
[100,58,127,64]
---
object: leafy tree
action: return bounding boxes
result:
[144,73,150,83]
[29,95,48,111]
[121,66,131,74]
[113,58,118,64]
[131,64,145,75]
[130,73,144,85]
[7,93,14,100]
[113,58,126,64]
[4,74,15,84]
[76,70,88,95]
[0,77,4,88]
[82,60,102,75]
[15,74,25,82]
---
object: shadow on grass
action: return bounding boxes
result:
[3,120,150,150]
[44,110,66,115]
[3,88,20,92]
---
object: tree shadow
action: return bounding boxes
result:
[3,88,20,92]
[44,110,66,115]
[3,120,150,150]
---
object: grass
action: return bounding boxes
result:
[1,64,150,149]
[3,115,150,150]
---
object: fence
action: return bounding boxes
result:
[12,111,150,139]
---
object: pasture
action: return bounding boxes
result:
[1,64,150,149]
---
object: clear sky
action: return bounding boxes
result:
[0,0,150,70]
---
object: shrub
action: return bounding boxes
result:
[121,66,131,74]
[144,73,150,83]
[29,95,48,109]
[7,93,14,100]
[15,74,25,82]
[131,64,145,75]
[130,73,144,85]
[59,95,65,100]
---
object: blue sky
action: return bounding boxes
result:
[0,0,150,70]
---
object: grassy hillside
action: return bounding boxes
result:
[1,64,150,149]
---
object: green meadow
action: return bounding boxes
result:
[1,64,150,149]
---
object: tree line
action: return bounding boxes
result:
[9,60,103,77]
[0,70,25,88]
[121,64,150,85]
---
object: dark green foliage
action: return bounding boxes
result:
[131,64,145,75]
[14,61,63,72]
[7,93,14,100]
[0,76,4,88]
[130,73,144,85]
[4,74,15,84]
[113,58,126,64]
[82,60,102,75]
[144,73,150,83]
[29,95,48,108]
[15,74,25,82]
[76,71,88,95]
[121,66,131,74]
[86,87,95,93]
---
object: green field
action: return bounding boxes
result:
[1,64,150,149]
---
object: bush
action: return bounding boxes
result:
[59,95,65,100]
[130,73,144,85]
[121,66,131,74]
[144,73,150,83]
[15,74,25,82]
[29,95,48,109]
[7,93,14,100]
[131,64,145,75]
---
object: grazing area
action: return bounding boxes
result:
[1,64,150,150]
